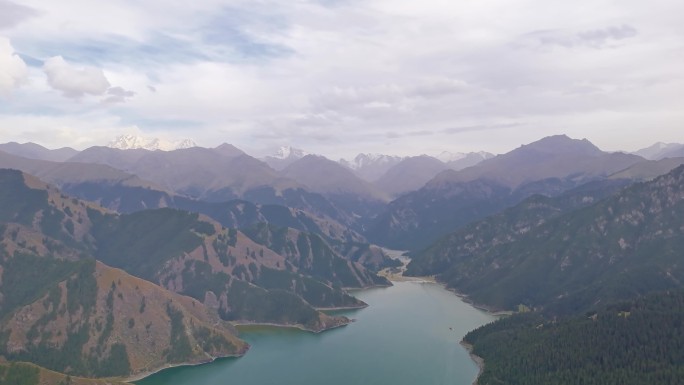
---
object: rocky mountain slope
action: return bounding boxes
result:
[262,146,309,171]
[0,361,130,385]
[339,153,405,182]
[0,170,247,379]
[408,165,684,314]
[65,146,360,229]
[68,146,297,202]
[373,155,450,198]
[0,168,387,381]
[242,223,391,289]
[367,135,645,250]
[281,155,390,230]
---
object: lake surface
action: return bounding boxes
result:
[137,279,495,385]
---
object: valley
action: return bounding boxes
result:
[1,135,684,385]
[136,279,496,385]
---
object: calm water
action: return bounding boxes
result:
[137,280,495,385]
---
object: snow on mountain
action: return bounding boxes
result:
[107,135,197,151]
[436,151,493,163]
[633,142,684,160]
[262,146,310,170]
[340,153,404,170]
[339,154,405,182]
[272,146,309,160]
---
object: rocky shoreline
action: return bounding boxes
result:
[460,341,485,385]
[122,350,248,383]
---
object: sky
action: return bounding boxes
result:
[0,0,682,159]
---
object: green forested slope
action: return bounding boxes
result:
[409,166,684,313]
[464,290,684,385]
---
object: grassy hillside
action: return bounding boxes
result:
[87,208,362,327]
[0,241,247,379]
[0,168,367,380]
[243,223,390,289]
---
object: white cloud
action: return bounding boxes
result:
[43,55,111,98]
[0,0,682,158]
[0,36,27,94]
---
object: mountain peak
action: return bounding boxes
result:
[273,146,309,160]
[633,142,684,160]
[435,151,494,163]
[107,134,197,151]
[213,143,246,158]
[260,146,311,170]
[521,135,602,156]
[340,153,405,170]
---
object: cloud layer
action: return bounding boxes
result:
[0,0,682,157]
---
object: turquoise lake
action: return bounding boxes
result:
[137,280,496,385]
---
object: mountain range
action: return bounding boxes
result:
[107,134,197,151]
[633,142,684,160]
[0,168,393,381]
[367,135,649,250]
[3,134,684,383]
[407,163,684,313]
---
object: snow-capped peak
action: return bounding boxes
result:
[436,151,466,163]
[107,135,197,151]
[341,153,404,170]
[436,151,494,163]
[273,146,309,160]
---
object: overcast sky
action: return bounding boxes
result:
[0,0,682,159]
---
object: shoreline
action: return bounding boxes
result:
[234,319,351,334]
[317,304,368,311]
[381,250,501,385]
[460,341,485,385]
[123,351,246,383]
[449,289,513,317]
[130,251,501,384]
[126,315,355,382]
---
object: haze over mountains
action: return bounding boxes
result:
[2,133,684,384]
[632,142,684,160]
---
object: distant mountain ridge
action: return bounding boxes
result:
[0,142,78,162]
[367,135,646,250]
[339,153,405,182]
[408,164,684,313]
[436,151,495,170]
[633,142,684,160]
[373,155,451,198]
[262,146,310,170]
[107,134,197,151]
